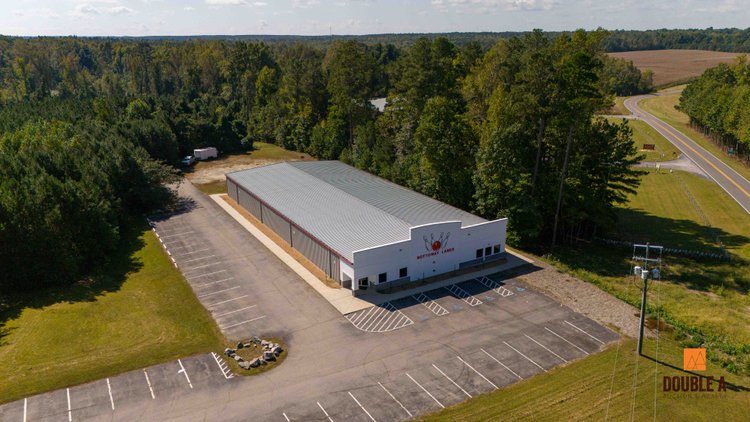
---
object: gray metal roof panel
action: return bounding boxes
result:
[228,161,487,262]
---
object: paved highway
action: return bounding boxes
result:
[625,95,750,214]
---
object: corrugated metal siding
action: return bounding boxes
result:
[227,179,239,202]
[292,227,332,278]
[238,189,262,220]
[330,254,340,282]
[262,204,291,244]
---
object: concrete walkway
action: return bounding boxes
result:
[211,193,533,315]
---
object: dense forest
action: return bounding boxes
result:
[680,57,750,162]
[126,27,750,53]
[0,29,647,291]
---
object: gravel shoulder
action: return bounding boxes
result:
[513,252,652,339]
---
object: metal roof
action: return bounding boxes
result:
[227,161,487,262]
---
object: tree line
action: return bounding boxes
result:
[680,57,750,163]
[0,30,643,291]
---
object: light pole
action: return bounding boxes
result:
[632,243,663,355]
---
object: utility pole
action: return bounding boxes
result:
[632,243,663,355]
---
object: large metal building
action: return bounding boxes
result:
[226,161,507,293]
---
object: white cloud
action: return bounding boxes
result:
[205,0,247,5]
[184,6,195,11]
[431,0,558,14]
[107,6,135,15]
[253,2,268,6]
[293,0,321,8]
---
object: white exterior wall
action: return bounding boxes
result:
[351,218,507,288]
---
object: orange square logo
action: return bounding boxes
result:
[683,348,706,371]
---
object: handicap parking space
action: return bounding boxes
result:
[345,302,414,332]
[389,295,436,323]
[423,287,470,314]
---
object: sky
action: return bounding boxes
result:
[1,0,749,37]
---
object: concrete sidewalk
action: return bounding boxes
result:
[211,193,533,314]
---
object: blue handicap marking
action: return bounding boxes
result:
[419,314,429,321]
[485,296,495,301]
[516,287,525,292]
[452,304,463,311]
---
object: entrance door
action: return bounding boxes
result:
[358,277,369,290]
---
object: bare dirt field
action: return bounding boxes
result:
[608,49,742,87]
[184,142,314,194]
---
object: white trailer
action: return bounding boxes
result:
[194,147,218,160]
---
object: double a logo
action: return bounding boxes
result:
[663,347,726,392]
[684,348,706,371]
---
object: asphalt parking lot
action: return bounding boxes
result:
[0,182,619,421]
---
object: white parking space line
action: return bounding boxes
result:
[481,348,523,380]
[67,388,72,422]
[181,254,217,263]
[503,341,546,372]
[206,295,249,308]
[378,381,413,418]
[433,364,471,398]
[457,356,498,389]
[189,269,228,280]
[283,413,290,422]
[211,352,235,379]
[106,378,115,410]
[177,359,193,389]
[158,231,195,239]
[222,315,266,329]
[525,334,567,363]
[185,263,219,271]
[445,284,483,306]
[214,305,257,318]
[406,372,444,409]
[545,327,589,355]
[317,401,334,422]
[564,320,605,344]
[194,277,235,289]
[198,286,240,298]
[143,369,155,399]
[174,247,211,255]
[348,392,376,422]
[23,397,27,422]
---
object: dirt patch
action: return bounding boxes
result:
[188,159,285,185]
[608,49,741,87]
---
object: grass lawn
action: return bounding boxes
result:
[550,170,750,363]
[421,333,750,421]
[194,179,227,195]
[607,117,680,162]
[639,93,750,181]
[602,96,629,116]
[0,222,225,404]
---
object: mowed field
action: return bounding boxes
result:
[422,334,750,421]
[608,49,742,87]
[0,224,225,404]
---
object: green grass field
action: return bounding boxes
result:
[553,171,750,346]
[639,93,750,181]
[0,223,225,404]
[604,96,629,116]
[607,117,680,162]
[422,334,750,421]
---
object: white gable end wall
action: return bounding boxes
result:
[351,218,507,289]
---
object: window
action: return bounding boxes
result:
[358,277,369,289]
[378,272,387,283]
[485,246,492,256]
[476,249,483,259]
[493,244,501,254]
[399,267,408,278]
